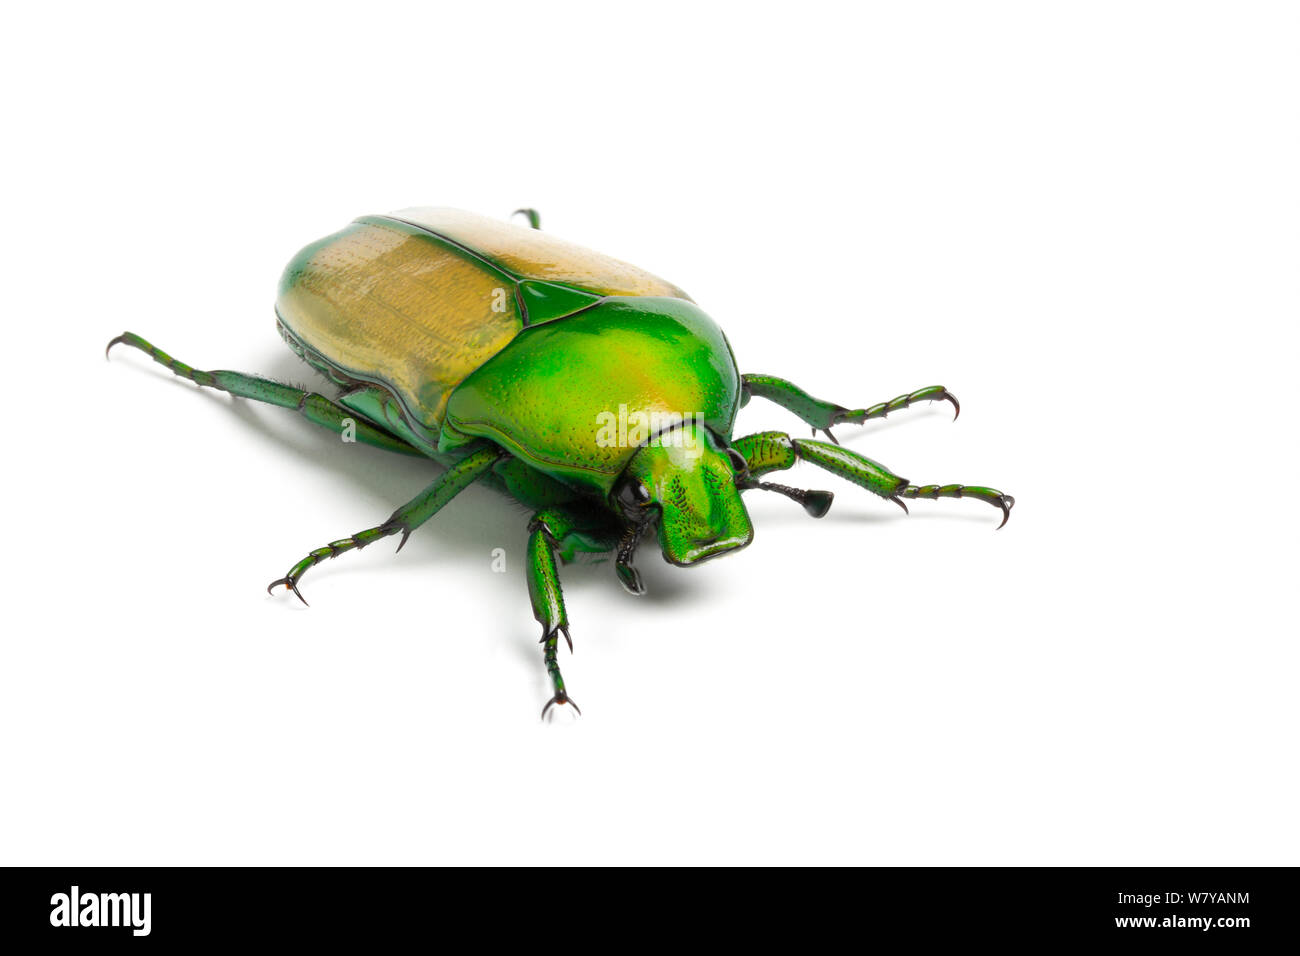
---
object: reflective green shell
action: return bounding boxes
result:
[275,208,741,495]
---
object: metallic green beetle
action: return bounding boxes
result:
[107,207,1014,718]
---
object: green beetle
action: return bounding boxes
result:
[107,207,1014,718]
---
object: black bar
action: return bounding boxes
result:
[0,867,1290,945]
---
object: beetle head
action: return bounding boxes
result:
[613,423,754,572]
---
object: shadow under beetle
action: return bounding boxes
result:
[107,207,1015,718]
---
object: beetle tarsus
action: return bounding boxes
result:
[267,576,309,606]
[820,384,964,429]
[945,391,961,421]
[104,333,130,359]
[898,482,1015,528]
[995,495,1015,530]
[541,693,581,720]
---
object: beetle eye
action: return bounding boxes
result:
[726,448,749,474]
[616,478,653,509]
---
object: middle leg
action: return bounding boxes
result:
[267,445,504,604]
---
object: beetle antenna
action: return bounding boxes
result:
[740,480,834,519]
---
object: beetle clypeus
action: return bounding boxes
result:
[107,207,1015,718]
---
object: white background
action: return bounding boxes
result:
[3,2,1296,865]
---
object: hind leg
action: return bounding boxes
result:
[106,331,422,457]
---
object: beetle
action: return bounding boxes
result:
[107,207,1014,718]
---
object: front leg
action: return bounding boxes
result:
[742,374,959,443]
[732,431,1015,528]
[526,505,620,719]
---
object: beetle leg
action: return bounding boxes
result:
[527,506,617,719]
[731,431,1014,528]
[900,484,1016,530]
[540,636,580,720]
[266,445,504,603]
[742,375,960,439]
[106,331,424,457]
[511,208,542,230]
[528,512,580,718]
